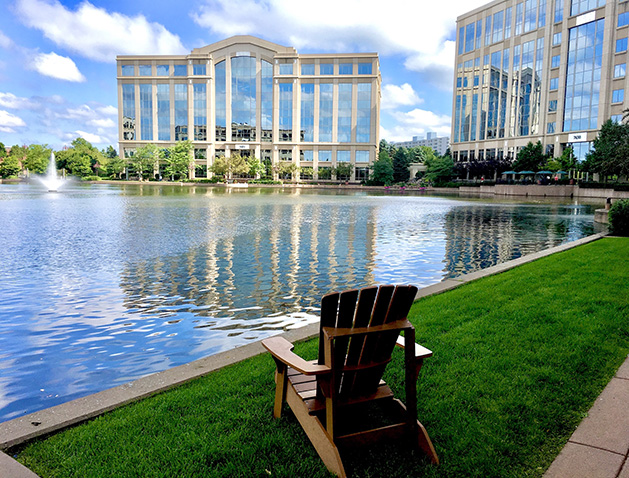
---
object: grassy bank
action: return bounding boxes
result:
[14,238,629,477]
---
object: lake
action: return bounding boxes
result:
[0,183,603,422]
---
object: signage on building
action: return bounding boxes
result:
[568,132,587,143]
[235,144,250,150]
[576,11,596,26]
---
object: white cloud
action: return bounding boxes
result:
[0,30,12,49]
[72,130,108,144]
[97,105,118,116]
[0,92,39,110]
[381,108,451,142]
[32,52,86,82]
[15,0,187,63]
[192,0,487,86]
[381,84,422,110]
[0,110,27,133]
[88,118,116,128]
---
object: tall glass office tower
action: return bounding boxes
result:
[117,36,381,182]
[452,0,628,166]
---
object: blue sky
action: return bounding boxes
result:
[0,0,487,151]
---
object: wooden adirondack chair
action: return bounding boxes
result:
[261,285,438,477]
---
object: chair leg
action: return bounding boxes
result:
[273,362,288,419]
[416,420,439,465]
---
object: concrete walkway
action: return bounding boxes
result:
[544,358,629,478]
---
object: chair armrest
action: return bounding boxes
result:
[262,336,331,375]
[395,335,433,359]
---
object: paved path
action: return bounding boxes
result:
[544,358,629,478]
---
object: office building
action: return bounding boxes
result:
[452,0,628,165]
[117,36,381,181]
[391,133,450,155]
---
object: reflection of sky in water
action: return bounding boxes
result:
[0,184,601,422]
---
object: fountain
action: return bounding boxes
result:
[39,152,65,192]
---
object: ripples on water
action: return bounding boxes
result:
[0,184,602,421]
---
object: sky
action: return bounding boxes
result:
[0,0,488,151]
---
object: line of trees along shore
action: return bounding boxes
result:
[2,117,629,183]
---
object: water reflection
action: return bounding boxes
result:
[0,184,601,421]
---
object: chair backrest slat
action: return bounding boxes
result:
[318,285,418,398]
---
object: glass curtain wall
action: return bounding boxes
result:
[231,56,256,141]
[215,61,226,141]
[261,60,273,142]
[356,83,372,143]
[174,84,188,141]
[319,83,333,142]
[193,84,207,141]
[122,84,136,140]
[300,83,314,142]
[337,84,352,143]
[157,84,170,141]
[563,19,604,131]
[279,83,293,142]
[140,84,153,141]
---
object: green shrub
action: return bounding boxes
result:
[80,175,101,181]
[193,177,222,184]
[250,179,281,184]
[609,199,629,236]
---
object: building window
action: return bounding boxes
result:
[319,83,333,142]
[231,56,257,141]
[459,26,465,54]
[549,99,557,112]
[174,84,188,141]
[319,150,331,162]
[174,65,187,76]
[337,151,351,164]
[612,88,624,103]
[550,77,559,90]
[551,54,561,68]
[617,38,628,53]
[156,64,169,76]
[157,84,170,141]
[300,83,314,142]
[356,83,372,143]
[139,84,153,141]
[301,64,315,75]
[355,151,370,163]
[615,63,626,78]
[339,63,353,75]
[279,149,292,162]
[611,114,622,123]
[456,77,462,88]
[121,65,134,76]
[553,32,562,45]
[193,64,206,75]
[138,65,151,76]
[215,61,226,141]
[195,149,207,160]
[619,11,629,28]
[538,0,546,28]
[563,18,605,131]
[320,63,333,75]
[279,62,293,75]
[554,0,563,22]
[122,84,135,140]
[484,16,492,46]
[279,83,293,141]
[474,75,479,86]
[193,83,207,141]
[358,63,372,74]
[466,22,476,52]
[261,60,273,142]
[570,0,605,16]
[302,150,314,162]
[505,7,513,38]
[524,0,537,33]
[515,2,523,35]
[337,84,353,143]
[547,121,556,133]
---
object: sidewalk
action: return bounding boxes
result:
[544,357,629,478]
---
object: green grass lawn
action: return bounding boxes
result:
[13,237,629,478]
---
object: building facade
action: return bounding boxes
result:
[117,36,381,181]
[391,133,450,155]
[452,0,629,165]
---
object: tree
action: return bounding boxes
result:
[55,138,104,177]
[583,119,629,178]
[0,148,21,178]
[0,142,7,159]
[163,140,193,180]
[211,153,249,179]
[370,148,394,185]
[299,166,314,180]
[556,146,577,171]
[106,155,126,179]
[129,144,159,180]
[333,163,353,181]
[392,147,410,183]
[424,154,454,184]
[512,141,546,172]
[23,144,52,174]
[247,156,265,178]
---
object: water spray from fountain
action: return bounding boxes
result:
[39,152,65,192]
